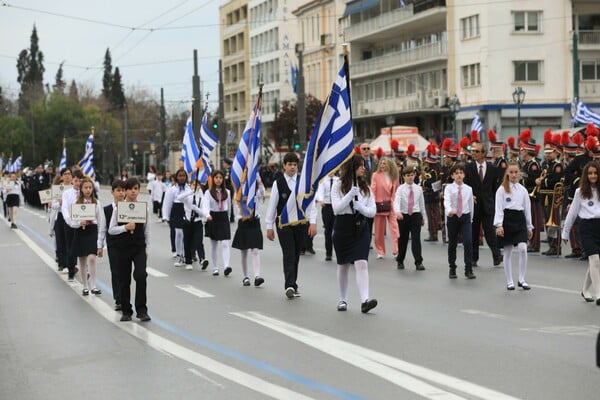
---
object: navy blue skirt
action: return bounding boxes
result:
[332,214,370,264]
[232,217,263,250]
[497,209,528,247]
[205,211,231,241]
[580,218,600,257]
[72,224,98,257]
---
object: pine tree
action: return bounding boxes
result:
[102,48,113,103]
[53,62,66,93]
[68,80,79,102]
[111,67,126,109]
[16,25,45,115]
[0,86,5,117]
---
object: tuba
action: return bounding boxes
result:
[545,177,564,228]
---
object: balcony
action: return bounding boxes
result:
[352,40,447,77]
[345,5,414,42]
[224,19,247,37]
[354,89,448,118]
[578,30,600,48]
[580,81,600,98]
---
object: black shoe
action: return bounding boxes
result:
[596,298,600,306]
[254,276,265,287]
[581,292,594,302]
[201,259,209,270]
[424,237,437,242]
[242,277,251,286]
[465,270,476,279]
[82,288,90,296]
[224,267,232,276]
[527,247,539,253]
[580,255,588,261]
[337,301,347,311]
[306,248,316,255]
[449,268,457,279]
[416,263,425,271]
[564,252,582,259]
[493,257,502,266]
[137,312,151,322]
[285,287,295,299]
[544,250,560,256]
[114,303,122,311]
[120,313,132,322]
[10,223,17,229]
[518,281,531,290]
[361,299,378,313]
[507,283,515,290]
[91,288,101,295]
[397,262,404,270]
[325,255,332,261]
[300,250,306,255]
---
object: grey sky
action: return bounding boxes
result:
[0,0,221,114]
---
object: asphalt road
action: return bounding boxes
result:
[1,188,599,400]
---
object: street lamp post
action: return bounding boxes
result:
[448,95,461,141]
[512,86,526,134]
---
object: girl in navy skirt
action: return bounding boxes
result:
[494,162,533,291]
[201,170,232,277]
[331,155,377,313]
[562,161,600,305]
[232,190,264,287]
[69,178,105,296]
[3,172,23,229]
[162,169,189,267]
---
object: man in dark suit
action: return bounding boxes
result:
[464,141,502,267]
[360,143,376,184]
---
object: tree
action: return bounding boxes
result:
[68,80,79,102]
[102,48,113,103]
[16,25,45,115]
[269,95,323,149]
[53,62,66,93]
[0,87,5,117]
[111,67,126,109]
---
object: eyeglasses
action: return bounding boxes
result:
[361,147,370,151]
[471,150,482,153]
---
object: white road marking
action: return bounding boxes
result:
[188,368,225,388]
[232,311,521,400]
[461,309,511,321]
[529,284,579,295]
[9,219,316,400]
[521,325,600,337]
[146,267,168,277]
[175,284,214,298]
[0,242,22,248]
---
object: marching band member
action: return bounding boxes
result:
[519,130,543,253]
[538,131,564,256]
[422,150,441,242]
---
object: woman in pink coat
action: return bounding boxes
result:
[370,157,400,258]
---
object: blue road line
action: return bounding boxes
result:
[15,218,365,400]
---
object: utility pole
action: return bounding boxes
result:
[123,104,128,170]
[159,88,166,170]
[295,43,307,150]
[218,59,225,160]
[192,50,202,138]
[573,31,579,101]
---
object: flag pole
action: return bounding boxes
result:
[342,43,358,206]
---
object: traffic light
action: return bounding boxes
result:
[293,143,301,151]
[212,118,219,130]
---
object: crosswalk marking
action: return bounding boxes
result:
[146,267,168,277]
[176,284,214,298]
[232,311,521,400]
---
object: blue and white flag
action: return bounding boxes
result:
[470,113,482,133]
[59,145,67,172]
[78,133,95,179]
[197,113,218,183]
[573,101,600,127]
[8,155,22,173]
[291,65,299,94]
[400,0,407,7]
[279,60,355,227]
[181,115,200,175]
[231,91,262,218]
[5,158,12,173]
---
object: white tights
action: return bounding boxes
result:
[210,240,230,271]
[241,249,260,278]
[8,206,17,224]
[175,228,184,257]
[503,242,527,286]
[337,259,370,303]
[582,254,600,299]
[79,254,97,289]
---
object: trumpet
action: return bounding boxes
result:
[529,167,547,198]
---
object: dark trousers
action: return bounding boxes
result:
[529,199,544,251]
[64,225,77,271]
[54,213,68,268]
[169,221,176,253]
[183,221,205,263]
[447,213,473,270]
[471,206,500,262]
[106,242,120,304]
[425,201,441,240]
[277,224,307,290]
[117,246,147,316]
[153,200,162,218]
[396,212,423,265]
[322,204,334,257]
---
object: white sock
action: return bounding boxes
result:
[588,254,600,299]
[517,242,528,283]
[175,228,184,257]
[88,254,97,289]
[211,240,219,270]
[354,259,370,302]
[79,256,89,289]
[221,240,230,268]
[241,250,248,277]
[337,264,350,302]
[503,245,513,285]
[251,248,261,277]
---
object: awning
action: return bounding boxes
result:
[343,0,379,17]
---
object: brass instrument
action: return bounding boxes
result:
[529,167,547,198]
[545,177,565,228]
[420,169,432,182]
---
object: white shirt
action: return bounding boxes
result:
[393,183,425,215]
[493,183,533,229]
[176,187,206,222]
[68,198,106,249]
[150,179,164,201]
[162,184,188,221]
[108,202,151,246]
[315,176,337,204]
[443,182,474,221]
[330,180,376,217]
[200,188,232,214]
[265,173,317,229]
[61,187,79,226]
[562,187,600,240]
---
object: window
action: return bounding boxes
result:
[460,15,480,40]
[513,11,541,32]
[374,82,383,99]
[461,63,480,87]
[582,60,600,80]
[365,83,373,100]
[385,80,394,98]
[514,60,542,82]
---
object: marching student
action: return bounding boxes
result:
[331,154,378,313]
[99,180,126,310]
[315,171,337,261]
[494,162,533,291]
[150,171,164,219]
[69,177,105,296]
[177,179,209,270]
[61,169,84,281]
[162,169,189,267]
[265,152,317,299]
[443,163,476,280]
[51,168,73,272]
[48,174,62,267]
[562,161,600,305]
[393,166,426,271]
[3,172,23,229]
[201,170,232,277]
[108,177,151,322]
[232,190,265,287]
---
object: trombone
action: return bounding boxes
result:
[545,177,564,256]
[529,167,547,198]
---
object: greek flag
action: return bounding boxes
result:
[78,133,95,179]
[59,146,67,172]
[573,101,600,126]
[196,113,218,184]
[279,60,354,227]
[8,156,22,173]
[400,0,406,7]
[231,91,262,217]
[181,115,200,175]
[470,113,482,133]
[291,65,299,94]
[4,158,11,173]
